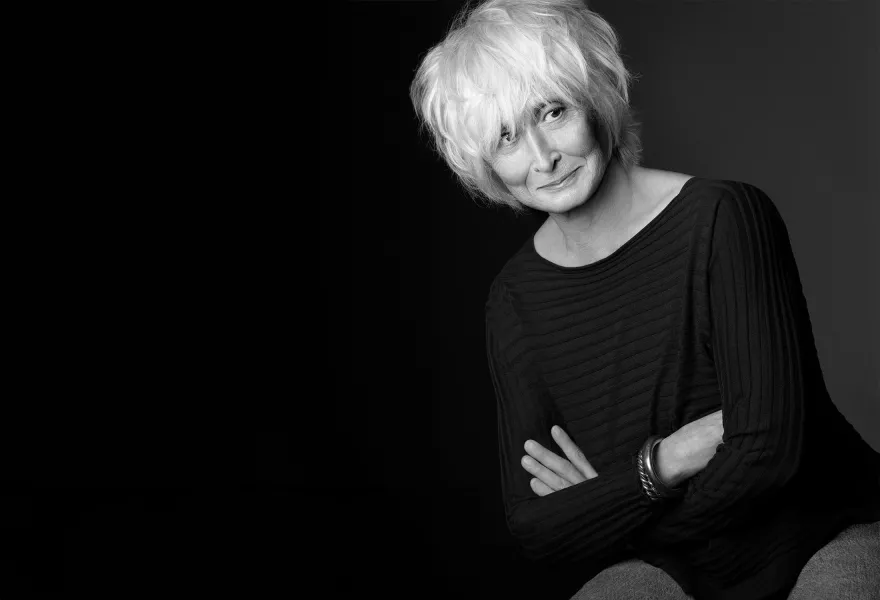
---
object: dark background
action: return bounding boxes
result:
[2,8,297,594]
[2,221,292,594]
[336,0,879,598]
[5,0,875,597]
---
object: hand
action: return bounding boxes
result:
[522,425,598,496]
[656,409,724,488]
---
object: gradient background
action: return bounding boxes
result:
[336,0,878,597]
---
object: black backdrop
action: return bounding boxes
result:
[1,8,299,594]
[7,0,874,597]
[336,0,879,598]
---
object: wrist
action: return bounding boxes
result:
[655,437,684,489]
[637,435,685,502]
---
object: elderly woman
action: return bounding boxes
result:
[409,1,880,599]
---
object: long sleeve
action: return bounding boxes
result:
[642,183,810,545]
[486,278,661,567]
[483,176,880,598]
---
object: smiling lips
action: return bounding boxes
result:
[540,166,580,189]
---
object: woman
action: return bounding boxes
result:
[409,1,880,599]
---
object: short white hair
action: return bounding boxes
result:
[410,0,643,214]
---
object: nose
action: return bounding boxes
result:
[524,124,561,174]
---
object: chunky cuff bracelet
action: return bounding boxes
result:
[637,435,685,502]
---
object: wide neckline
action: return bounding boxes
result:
[529,176,701,273]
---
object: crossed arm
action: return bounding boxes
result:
[521,412,724,497]
[496,184,811,556]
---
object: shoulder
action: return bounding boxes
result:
[485,260,527,322]
[486,273,508,311]
[637,169,749,220]
[652,175,791,266]
[485,233,542,307]
[678,175,773,206]
[664,176,784,231]
[484,239,542,337]
[640,168,694,198]
[704,180,797,271]
[485,270,530,358]
[646,168,770,202]
[706,179,785,229]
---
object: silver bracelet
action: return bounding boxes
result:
[637,435,685,502]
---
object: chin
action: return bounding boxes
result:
[542,183,591,213]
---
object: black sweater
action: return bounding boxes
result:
[484,177,880,600]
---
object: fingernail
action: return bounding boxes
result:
[552,426,560,435]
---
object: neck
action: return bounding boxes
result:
[547,158,644,256]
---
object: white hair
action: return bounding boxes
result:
[410,0,643,214]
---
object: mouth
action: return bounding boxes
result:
[539,166,581,189]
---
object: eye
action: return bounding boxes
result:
[499,129,516,146]
[545,106,565,121]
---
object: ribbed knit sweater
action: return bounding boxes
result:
[484,177,880,600]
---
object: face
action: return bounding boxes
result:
[489,103,609,215]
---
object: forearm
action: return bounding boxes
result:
[655,442,688,488]
[652,409,725,490]
[506,458,663,565]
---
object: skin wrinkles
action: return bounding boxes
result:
[491,103,606,217]
[489,101,651,263]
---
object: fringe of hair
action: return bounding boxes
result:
[410,0,643,214]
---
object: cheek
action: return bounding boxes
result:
[493,157,531,188]
[569,124,595,155]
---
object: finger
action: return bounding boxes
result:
[530,477,554,497]
[522,444,583,489]
[525,440,586,485]
[552,426,598,479]
[521,454,570,491]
